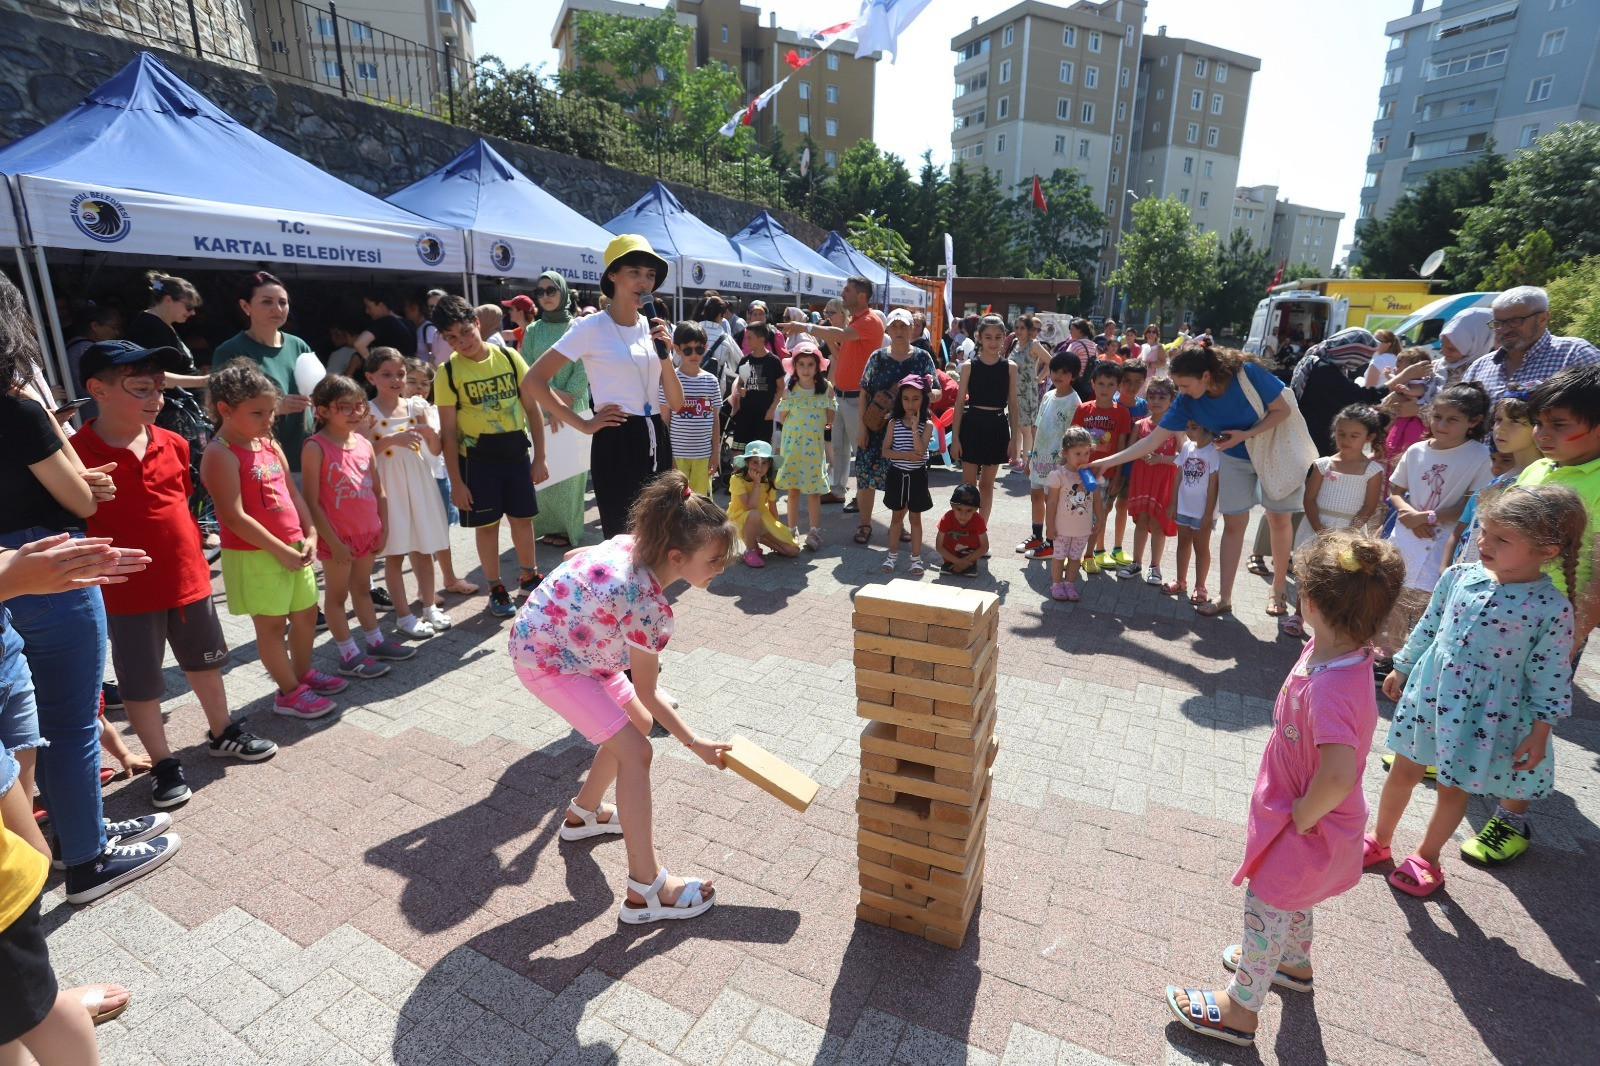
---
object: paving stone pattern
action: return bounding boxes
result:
[46,465,1600,1064]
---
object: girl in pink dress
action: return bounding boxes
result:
[302,375,415,681]
[1166,530,1405,1048]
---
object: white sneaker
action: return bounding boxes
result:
[1145,566,1163,586]
[421,604,453,630]
[396,614,435,640]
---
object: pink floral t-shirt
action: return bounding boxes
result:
[1232,640,1376,911]
[507,535,672,679]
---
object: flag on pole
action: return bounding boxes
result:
[942,232,955,326]
[1267,261,1284,293]
[800,148,811,177]
[853,0,935,63]
[1031,175,1048,213]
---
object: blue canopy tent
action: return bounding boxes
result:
[0,52,466,390]
[386,138,613,290]
[604,182,791,310]
[730,211,848,302]
[817,231,927,308]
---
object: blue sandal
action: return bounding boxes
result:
[1165,986,1255,1047]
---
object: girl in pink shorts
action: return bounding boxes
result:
[508,470,737,924]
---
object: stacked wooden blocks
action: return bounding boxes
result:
[851,578,1000,949]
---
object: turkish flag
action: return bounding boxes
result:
[1268,262,1284,293]
[1031,175,1048,213]
[785,49,812,69]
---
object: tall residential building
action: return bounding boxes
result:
[1359,0,1600,228]
[1232,184,1277,252]
[1231,185,1345,275]
[552,0,876,170]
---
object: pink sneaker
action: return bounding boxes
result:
[1063,581,1080,602]
[300,669,349,695]
[742,548,765,568]
[274,684,334,720]
[1050,581,1069,601]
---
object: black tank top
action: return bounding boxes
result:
[967,356,1009,409]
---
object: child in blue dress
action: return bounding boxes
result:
[1367,482,1584,897]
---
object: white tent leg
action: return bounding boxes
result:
[13,247,53,389]
[469,273,479,304]
[32,246,73,399]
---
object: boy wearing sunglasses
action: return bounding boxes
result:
[666,322,724,496]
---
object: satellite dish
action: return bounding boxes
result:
[1419,249,1446,278]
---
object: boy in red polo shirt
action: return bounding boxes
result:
[1071,362,1132,573]
[74,342,276,810]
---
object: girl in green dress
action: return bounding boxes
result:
[523,271,590,548]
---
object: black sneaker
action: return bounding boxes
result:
[207,722,278,761]
[370,586,394,608]
[101,681,123,712]
[316,609,328,632]
[149,759,192,808]
[50,813,174,869]
[518,568,544,594]
[488,583,516,618]
[64,834,182,905]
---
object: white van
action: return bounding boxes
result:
[1244,292,1348,358]
[1389,292,1497,351]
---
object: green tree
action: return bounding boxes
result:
[1010,169,1105,287]
[943,163,1017,277]
[1482,229,1562,290]
[1548,254,1600,345]
[1453,123,1600,287]
[461,57,612,158]
[1108,196,1218,330]
[1194,229,1272,334]
[846,212,913,274]
[823,141,915,233]
[1352,152,1504,279]
[903,151,949,273]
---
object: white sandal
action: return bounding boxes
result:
[618,868,715,924]
[558,800,623,842]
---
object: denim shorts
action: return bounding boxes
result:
[0,613,43,760]
[1175,512,1214,532]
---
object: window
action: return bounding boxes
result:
[827,52,839,70]
[996,96,1009,119]
[1054,134,1067,154]
[799,81,810,100]
[1156,88,1165,100]
[1520,123,1541,147]
[956,72,987,97]
[1540,29,1565,56]
[1111,165,1119,184]
[825,150,837,167]
[356,62,377,80]
[1186,122,1199,142]
[1113,133,1122,153]
[437,0,453,11]
[1234,207,1241,218]
[1371,134,1388,154]
[1388,31,1405,50]
[1063,26,1076,47]
[1081,102,1095,124]
[1377,100,1395,120]
[798,114,810,133]
[1116,101,1125,121]
[1057,97,1072,120]
[1215,62,1227,83]
[974,143,983,157]
[1182,155,1194,174]
[825,117,838,136]
[955,107,984,129]
[1203,160,1213,177]
[999,59,1011,84]
[1003,25,1014,47]
[349,21,373,39]
[322,59,340,77]
[1410,132,1488,160]
[1456,98,1477,114]
[1199,191,1209,208]
[825,84,838,103]
[996,133,1006,153]
[1207,127,1219,147]
[1383,65,1402,86]
[1435,1,1518,39]
[1120,68,1129,88]
[1428,47,1507,80]
[1529,76,1553,103]
[1195,58,1207,77]
[1127,24,1135,46]
[1179,188,1190,204]
[1159,54,1169,67]
[1059,60,1074,83]
[1084,67,1099,89]
[1079,138,1090,158]
[721,25,728,43]
[1088,30,1101,52]
[1153,121,1161,132]
[1211,93,1224,114]
[1190,89,1203,109]
[316,15,334,36]
[957,37,990,62]
[270,38,287,54]
[1359,203,1375,219]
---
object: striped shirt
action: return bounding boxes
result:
[663,370,722,460]
[889,418,928,471]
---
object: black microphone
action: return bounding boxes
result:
[643,297,670,360]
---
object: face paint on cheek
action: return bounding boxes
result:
[1565,432,1589,442]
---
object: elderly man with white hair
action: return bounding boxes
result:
[1464,285,1600,403]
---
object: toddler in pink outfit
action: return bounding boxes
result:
[1165,530,1405,1049]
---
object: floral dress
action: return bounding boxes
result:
[775,387,835,494]
[1390,563,1573,799]
[1009,341,1042,428]
[853,347,937,491]
[507,535,670,679]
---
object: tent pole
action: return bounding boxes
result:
[14,247,52,390]
[32,247,73,399]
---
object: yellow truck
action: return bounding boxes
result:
[1268,278,1438,333]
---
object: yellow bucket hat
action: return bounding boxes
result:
[601,234,671,298]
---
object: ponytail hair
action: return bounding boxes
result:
[206,357,280,421]
[1293,530,1405,644]
[1477,483,1589,603]
[1169,342,1249,384]
[628,469,739,573]
[146,270,200,308]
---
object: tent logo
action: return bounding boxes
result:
[415,233,446,266]
[803,274,814,293]
[783,274,793,293]
[69,193,130,243]
[489,240,515,272]
[691,263,706,285]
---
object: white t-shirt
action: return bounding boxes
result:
[1359,352,1397,388]
[552,311,666,417]
[1175,441,1221,518]
[1388,438,1493,590]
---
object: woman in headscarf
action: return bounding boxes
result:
[1291,328,1390,456]
[1436,306,1495,388]
[523,271,589,548]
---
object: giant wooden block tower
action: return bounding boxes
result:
[851,579,1000,948]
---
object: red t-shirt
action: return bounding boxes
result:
[74,422,213,615]
[834,307,886,393]
[1072,401,1132,461]
[937,511,987,556]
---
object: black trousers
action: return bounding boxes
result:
[591,414,672,539]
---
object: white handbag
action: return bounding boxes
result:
[1236,368,1317,503]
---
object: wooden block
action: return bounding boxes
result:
[890,913,927,936]
[858,888,976,936]
[858,846,985,909]
[927,825,984,855]
[855,580,998,628]
[923,925,967,949]
[862,760,980,806]
[887,618,929,641]
[723,736,820,813]
[860,873,896,896]
[927,623,981,649]
[859,814,895,836]
[855,631,987,668]
[892,657,935,680]
[934,704,996,750]
[896,724,938,748]
[859,827,979,874]
[892,691,935,714]
[861,720,985,773]
[856,791,932,830]
[852,612,892,634]
[856,700,977,739]
[859,782,897,804]
[890,823,929,845]
[855,668,993,706]
[926,772,995,829]
[890,854,931,879]
[860,752,899,774]
[858,844,892,866]
[852,650,894,672]
[856,902,893,927]
[856,684,893,704]
[892,884,931,906]
[931,739,997,789]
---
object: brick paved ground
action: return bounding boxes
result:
[40,463,1600,1064]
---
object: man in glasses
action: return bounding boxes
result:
[1465,285,1600,405]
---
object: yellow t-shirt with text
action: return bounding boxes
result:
[434,344,529,451]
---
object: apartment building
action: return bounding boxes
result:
[1130,29,1260,240]
[552,0,876,170]
[949,1,1148,289]
[1360,0,1600,226]
[1231,185,1345,275]
[1232,184,1277,252]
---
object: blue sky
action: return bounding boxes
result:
[504,1,1409,260]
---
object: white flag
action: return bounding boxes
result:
[853,0,934,63]
[718,76,790,137]
[942,232,955,326]
[800,148,810,177]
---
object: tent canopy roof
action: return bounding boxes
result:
[730,211,847,281]
[604,182,784,273]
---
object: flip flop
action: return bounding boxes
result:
[1362,833,1393,868]
[1388,854,1445,897]
[443,580,480,596]
[539,534,571,548]
[1220,945,1313,993]
[1195,600,1232,617]
[81,984,131,1025]
[1279,614,1305,638]
[1165,986,1254,1047]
